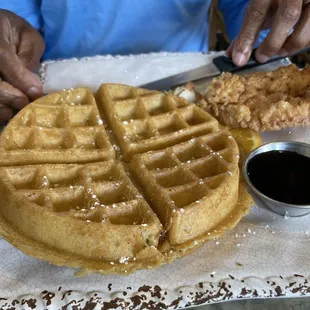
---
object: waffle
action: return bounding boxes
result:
[96,84,217,161]
[0,162,163,270]
[0,84,251,274]
[0,88,114,165]
[131,132,240,247]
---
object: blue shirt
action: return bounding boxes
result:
[1,0,265,61]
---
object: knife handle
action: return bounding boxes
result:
[213,47,310,73]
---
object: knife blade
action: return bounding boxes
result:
[139,61,221,92]
[140,47,310,91]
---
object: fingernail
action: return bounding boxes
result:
[255,54,270,63]
[233,52,247,66]
[27,87,42,100]
[278,49,289,57]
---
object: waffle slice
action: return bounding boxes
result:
[96,84,219,161]
[131,130,240,247]
[0,88,115,166]
[0,161,163,271]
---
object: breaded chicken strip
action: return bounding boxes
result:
[203,65,310,131]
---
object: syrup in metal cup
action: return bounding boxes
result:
[242,141,310,217]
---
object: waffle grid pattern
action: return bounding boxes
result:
[0,89,114,165]
[3,161,158,227]
[97,85,219,161]
[131,132,239,244]
[141,134,235,207]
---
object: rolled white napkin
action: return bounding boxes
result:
[40,51,225,93]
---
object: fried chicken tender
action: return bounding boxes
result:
[204,65,310,131]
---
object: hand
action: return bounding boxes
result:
[227,0,310,66]
[0,9,45,123]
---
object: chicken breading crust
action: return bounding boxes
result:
[204,65,310,131]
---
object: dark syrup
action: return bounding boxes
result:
[247,150,310,205]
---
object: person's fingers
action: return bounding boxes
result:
[231,0,272,66]
[0,104,13,122]
[0,81,29,110]
[226,40,234,58]
[18,27,45,72]
[278,5,310,56]
[0,40,42,101]
[255,0,303,62]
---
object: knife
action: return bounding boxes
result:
[140,47,310,91]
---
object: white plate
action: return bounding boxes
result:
[1,53,309,310]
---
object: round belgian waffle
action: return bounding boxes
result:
[0,84,251,274]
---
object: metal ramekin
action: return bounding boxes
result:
[242,141,310,217]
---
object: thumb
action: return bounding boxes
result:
[226,40,235,58]
[0,40,42,101]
